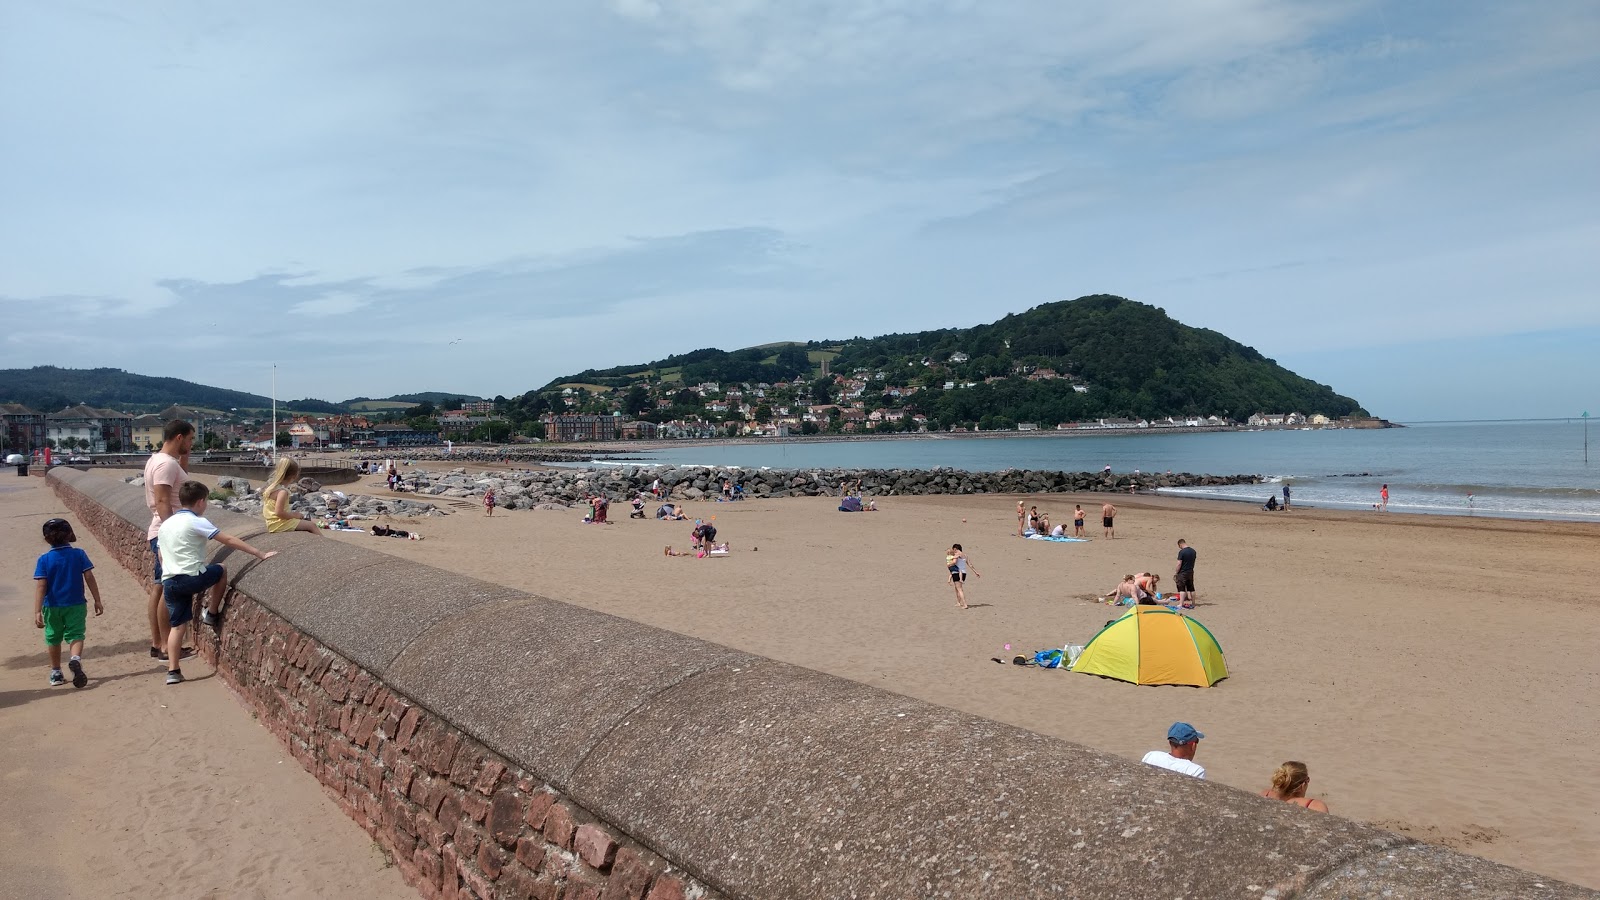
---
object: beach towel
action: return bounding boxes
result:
[1025,534,1090,543]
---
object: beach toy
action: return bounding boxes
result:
[1003,643,1011,651]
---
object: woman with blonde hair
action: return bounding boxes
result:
[262,457,321,535]
[1261,761,1329,812]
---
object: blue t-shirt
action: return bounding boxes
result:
[34,545,94,608]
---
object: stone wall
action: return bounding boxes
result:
[49,467,1596,900]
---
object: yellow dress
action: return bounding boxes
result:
[263,487,299,533]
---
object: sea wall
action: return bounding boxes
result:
[48,467,1595,900]
[435,466,1258,509]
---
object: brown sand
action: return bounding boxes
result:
[11,467,1599,890]
[328,468,1600,889]
[0,475,413,900]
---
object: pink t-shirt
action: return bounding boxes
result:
[144,451,188,539]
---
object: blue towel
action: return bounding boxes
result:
[1025,534,1090,543]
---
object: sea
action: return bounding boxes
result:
[581,420,1600,522]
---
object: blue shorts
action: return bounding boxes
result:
[163,565,224,626]
[150,537,162,584]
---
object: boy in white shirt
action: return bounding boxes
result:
[158,481,278,685]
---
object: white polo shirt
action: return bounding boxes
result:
[157,509,221,578]
[1141,750,1206,779]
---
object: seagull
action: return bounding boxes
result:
[449,338,463,345]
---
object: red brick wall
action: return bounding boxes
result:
[53,474,718,900]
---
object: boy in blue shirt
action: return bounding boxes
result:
[33,518,104,687]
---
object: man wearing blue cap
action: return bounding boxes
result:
[1142,722,1206,779]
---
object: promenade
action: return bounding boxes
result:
[0,475,411,900]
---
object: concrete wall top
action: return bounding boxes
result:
[48,468,1596,900]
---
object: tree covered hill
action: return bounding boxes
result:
[0,366,475,416]
[832,295,1366,423]
[540,295,1367,426]
[0,366,289,413]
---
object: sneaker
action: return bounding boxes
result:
[68,658,87,688]
[201,609,220,627]
[165,670,185,686]
[154,647,198,663]
[149,646,163,659]
[48,670,66,686]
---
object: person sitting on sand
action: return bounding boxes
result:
[1142,722,1205,778]
[1050,522,1066,537]
[1264,495,1280,511]
[1260,761,1328,812]
[657,503,686,521]
[1036,510,1051,534]
[1135,572,1162,604]
[1105,574,1138,605]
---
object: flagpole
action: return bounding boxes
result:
[272,365,278,463]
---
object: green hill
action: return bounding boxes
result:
[541,295,1366,425]
[0,367,472,416]
[0,366,280,413]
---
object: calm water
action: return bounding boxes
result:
[587,421,1600,521]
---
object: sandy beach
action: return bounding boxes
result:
[318,465,1600,889]
[7,465,1599,891]
[0,475,413,900]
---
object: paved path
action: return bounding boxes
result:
[0,474,414,900]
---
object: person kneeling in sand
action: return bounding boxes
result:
[1105,574,1137,605]
[1260,761,1328,812]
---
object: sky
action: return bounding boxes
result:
[2,1,1597,421]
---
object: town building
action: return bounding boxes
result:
[1,403,47,454]
[541,414,619,443]
[130,414,165,451]
[46,405,133,452]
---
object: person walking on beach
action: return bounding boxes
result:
[484,486,496,516]
[1282,483,1292,511]
[1174,539,1197,608]
[1260,761,1329,812]
[158,481,279,685]
[262,458,322,535]
[1142,722,1205,779]
[945,543,980,609]
[143,419,194,662]
[1101,501,1117,539]
[32,518,103,687]
[1380,484,1389,511]
[1073,505,1086,537]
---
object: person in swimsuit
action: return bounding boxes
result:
[945,543,980,609]
[1380,484,1389,511]
[1016,501,1026,538]
[1134,572,1162,604]
[1260,761,1329,812]
[1101,501,1117,539]
[484,487,496,517]
[1073,505,1086,537]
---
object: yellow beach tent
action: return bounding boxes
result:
[1070,606,1228,687]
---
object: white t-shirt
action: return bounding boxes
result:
[157,509,221,578]
[1141,750,1206,779]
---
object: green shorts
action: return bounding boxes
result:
[42,604,87,646]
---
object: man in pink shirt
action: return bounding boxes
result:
[143,420,194,660]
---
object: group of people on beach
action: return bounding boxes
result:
[31,420,283,689]
[1143,722,1329,811]
[1098,539,1198,610]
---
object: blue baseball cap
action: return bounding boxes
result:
[1167,722,1204,744]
